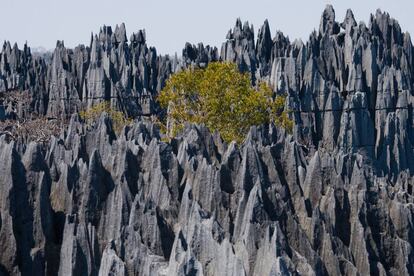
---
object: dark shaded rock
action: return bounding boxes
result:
[0,5,413,275]
[0,105,4,121]
[256,20,273,76]
[319,4,340,35]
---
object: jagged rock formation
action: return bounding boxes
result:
[1,24,180,119]
[0,5,414,275]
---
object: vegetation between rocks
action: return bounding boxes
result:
[158,62,293,143]
[79,101,132,134]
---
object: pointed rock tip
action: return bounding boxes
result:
[90,148,100,162]
[319,4,340,34]
[376,8,383,16]
[342,9,357,27]
[12,42,19,50]
[236,18,242,27]
[115,23,127,42]
[259,19,271,34]
[131,29,146,43]
[56,40,65,48]
[324,4,335,13]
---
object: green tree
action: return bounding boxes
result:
[80,101,132,134]
[158,62,293,143]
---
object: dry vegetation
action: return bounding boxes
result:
[0,90,65,143]
[0,92,132,143]
[0,118,65,143]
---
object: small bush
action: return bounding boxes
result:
[80,101,132,134]
[158,62,293,143]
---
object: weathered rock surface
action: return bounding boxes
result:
[0,5,414,275]
[0,116,413,275]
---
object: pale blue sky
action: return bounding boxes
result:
[0,0,412,55]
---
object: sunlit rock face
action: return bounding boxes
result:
[0,5,414,275]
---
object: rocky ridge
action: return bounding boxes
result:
[0,5,413,276]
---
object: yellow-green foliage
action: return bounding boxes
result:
[158,62,293,143]
[80,101,132,134]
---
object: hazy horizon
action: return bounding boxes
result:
[1,0,413,55]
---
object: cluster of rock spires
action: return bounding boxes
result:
[0,5,414,275]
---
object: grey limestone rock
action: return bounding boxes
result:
[0,5,413,276]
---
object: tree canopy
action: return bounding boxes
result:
[158,62,293,143]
